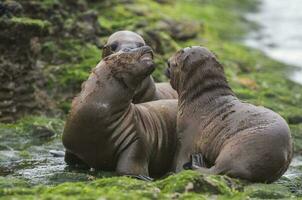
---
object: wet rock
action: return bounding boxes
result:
[155,170,244,195]
[31,126,55,139]
[157,19,201,41]
[0,17,53,122]
[244,184,292,199]
[0,1,23,17]
[142,30,179,55]
[71,10,103,44]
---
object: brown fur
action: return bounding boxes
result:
[167,46,292,183]
[102,30,177,103]
[63,46,177,178]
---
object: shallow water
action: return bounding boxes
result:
[0,123,301,186]
[245,0,302,84]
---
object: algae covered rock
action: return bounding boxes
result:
[244,184,292,199]
[155,170,244,195]
[156,19,201,41]
[0,16,52,123]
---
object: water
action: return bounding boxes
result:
[245,0,302,84]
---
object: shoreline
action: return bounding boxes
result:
[244,0,302,85]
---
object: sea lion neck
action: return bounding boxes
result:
[79,61,134,114]
[177,56,234,115]
[132,76,156,103]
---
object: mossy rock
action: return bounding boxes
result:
[244,184,293,199]
[155,171,244,195]
[0,17,49,41]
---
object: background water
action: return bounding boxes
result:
[245,0,302,84]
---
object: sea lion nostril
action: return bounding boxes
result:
[123,47,131,52]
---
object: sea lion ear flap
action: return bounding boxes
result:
[102,45,112,58]
[180,54,190,72]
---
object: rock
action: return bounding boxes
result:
[288,116,302,124]
[0,1,23,17]
[156,19,201,41]
[155,170,244,195]
[141,30,179,55]
[32,126,55,139]
[71,10,103,43]
[0,17,53,122]
[244,184,292,199]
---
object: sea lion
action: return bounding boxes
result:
[102,30,178,103]
[166,46,292,183]
[63,46,177,179]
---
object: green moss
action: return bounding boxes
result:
[155,171,243,195]
[1,0,302,199]
[0,116,64,136]
[290,125,302,153]
[43,40,100,90]
[11,17,50,30]
[244,184,292,199]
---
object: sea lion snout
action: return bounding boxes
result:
[102,30,146,58]
[124,46,154,70]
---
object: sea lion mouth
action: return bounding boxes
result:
[139,47,154,61]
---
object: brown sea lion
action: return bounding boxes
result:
[102,30,177,103]
[166,46,293,183]
[63,46,177,179]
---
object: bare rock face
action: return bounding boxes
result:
[0,16,51,122]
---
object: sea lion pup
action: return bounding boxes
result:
[102,30,178,103]
[166,46,293,183]
[63,46,177,180]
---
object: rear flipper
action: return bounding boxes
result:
[183,153,207,170]
[190,153,207,169]
[126,174,154,182]
[187,153,218,175]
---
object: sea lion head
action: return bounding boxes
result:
[102,30,146,58]
[104,45,155,91]
[166,46,220,91]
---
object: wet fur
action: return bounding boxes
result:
[102,30,178,103]
[168,46,292,183]
[63,47,177,178]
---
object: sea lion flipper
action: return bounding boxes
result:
[191,153,207,169]
[116,140,150,177]
[126,174,154,182]
[49,150,65,157]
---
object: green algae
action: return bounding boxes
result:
[0,0,302,199]
[10,17,50,29]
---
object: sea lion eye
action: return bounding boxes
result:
[135,42,144,48]
[110,42,118,51]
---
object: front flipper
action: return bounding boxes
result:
[116,140,151,180]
